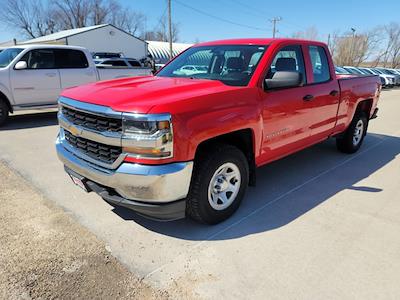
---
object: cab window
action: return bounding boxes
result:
[19,49,56,69]
[266,45,306,84]
[308,46,330,83]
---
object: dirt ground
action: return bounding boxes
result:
[0,160,169,300]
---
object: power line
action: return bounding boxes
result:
[229,0,272,18]
[217,0,268,19]
[173,0,266,32]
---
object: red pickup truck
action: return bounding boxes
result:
[56,38,380,224]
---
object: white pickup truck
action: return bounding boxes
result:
[0,45,152,125]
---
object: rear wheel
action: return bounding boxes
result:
[336,112,368,153]
[186,144,249,224]
[0,99,9,126]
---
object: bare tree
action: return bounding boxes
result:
[382,23,400,68]
[331,28,382,66]
[109,9,146,36]
[52,0,93,29]
[291,26,319,41]
[0,0,147,39]
[0,0,58,38]
[142,15,180,42]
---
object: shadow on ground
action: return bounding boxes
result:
[0,111,58,130]
[112,133,400,241]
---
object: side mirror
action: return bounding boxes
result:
[14,61,28,70]
[264,71,303,90]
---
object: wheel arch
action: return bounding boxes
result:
[356,98,373,117]
[194,128,257,186]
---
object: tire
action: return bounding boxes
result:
[186,144,249,224]
[0,99,9,127]
[336,112,368,154]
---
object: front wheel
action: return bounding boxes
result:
[336,112,368,154]
[186,144,249,224]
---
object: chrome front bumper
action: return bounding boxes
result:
[56,135,193,203]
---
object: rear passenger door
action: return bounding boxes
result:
[56,49,97,89]
[305,45,340,140]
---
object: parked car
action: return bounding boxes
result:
[357,67,389,88]
[175,65,208,75]
[92,52,123,59]
[335,66,350,74]
[0,45,152,125]
[376,68,400,85]
[94,58,143,68]
[56,38,380,224]
[370,68,396,87]
[343,66,365,75]
[389,69,400,75]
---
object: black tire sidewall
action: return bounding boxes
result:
[0,100,8,126]
[188,146,249,224]
[337,112,368,153]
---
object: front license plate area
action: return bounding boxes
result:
[69,174,90,193]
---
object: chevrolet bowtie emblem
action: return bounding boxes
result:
[68,125,81,136]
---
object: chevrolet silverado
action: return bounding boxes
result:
[55,38,380,224]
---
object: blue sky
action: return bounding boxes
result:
[1,0,399,43]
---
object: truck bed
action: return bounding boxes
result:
[335,74,380,132]
[97,67,152,81]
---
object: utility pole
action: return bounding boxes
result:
[168,0,173,59]
[269,17,282,38]
[350,27,356,65]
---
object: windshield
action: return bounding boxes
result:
[335,66,349,74]
[343,67,362,75]
[373,69,383,74]
[157,45,267,86]
[385,69,396,75]
[360,68,373,75]
[0,48,23,68]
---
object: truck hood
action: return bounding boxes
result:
[61,76,235,113]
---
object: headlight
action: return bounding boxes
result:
[122,113,173,159]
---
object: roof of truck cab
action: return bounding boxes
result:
[4,44,88,51]
[194,38,327,47]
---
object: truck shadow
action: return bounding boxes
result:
[111,133,400,241]
[0,111,58,130]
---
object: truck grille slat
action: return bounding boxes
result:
[64,130,122,165]
[62,106,122,133]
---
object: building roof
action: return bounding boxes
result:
[147,40,192,64]
[20,24,147,45]
[20,24,109,44]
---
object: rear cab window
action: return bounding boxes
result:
[55,49,89,69]
[308,46,331,83]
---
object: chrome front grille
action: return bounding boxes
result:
[61,105,122,133]
[64,130,122,165]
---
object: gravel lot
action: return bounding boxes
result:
[0,89,399,299]
[0,161,167,299]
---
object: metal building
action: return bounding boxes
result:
[146,40,192,64]
[20,24,148,60]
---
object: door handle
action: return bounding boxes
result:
[45,73,57,77]
[329,90,339,96]
[303,94,314,101]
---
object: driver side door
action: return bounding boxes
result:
[259,44,316,163]
[10,49,61,107]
